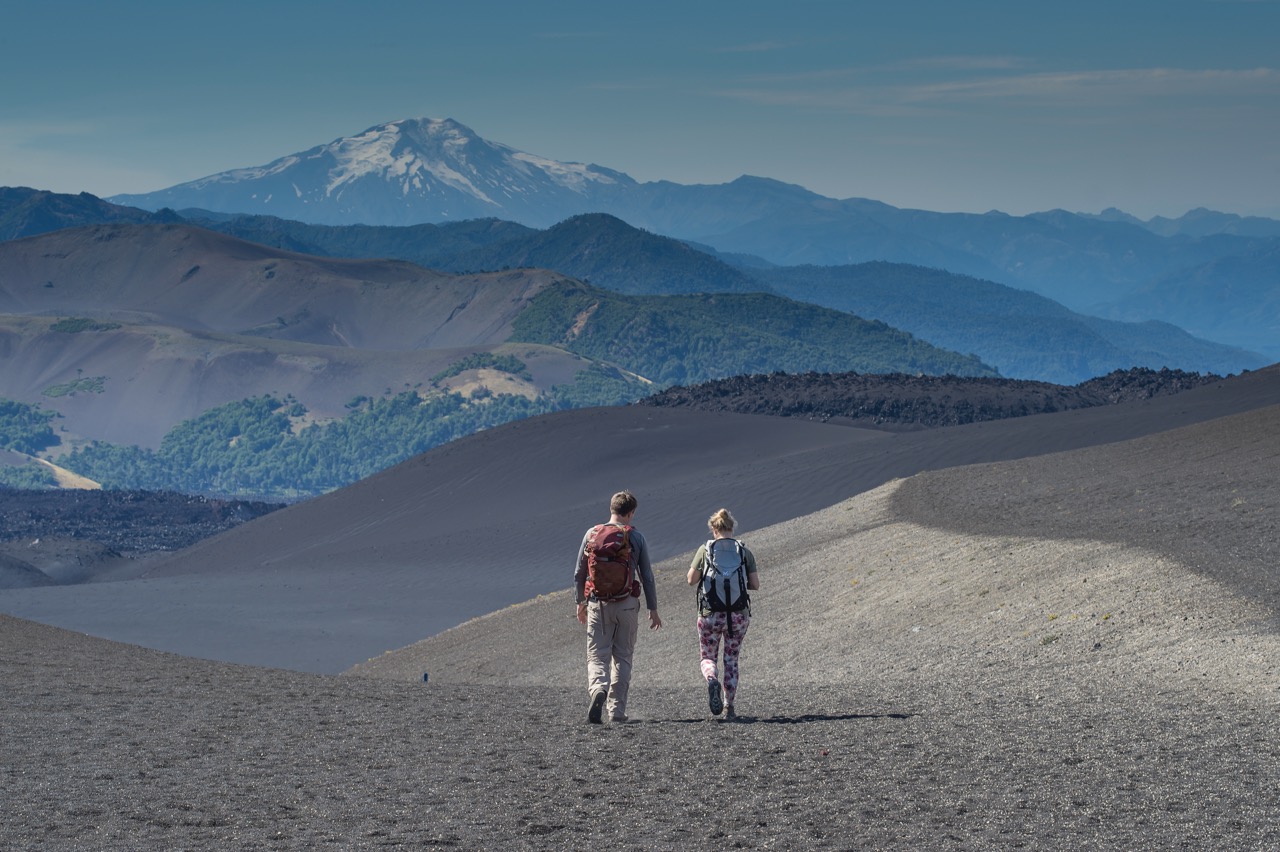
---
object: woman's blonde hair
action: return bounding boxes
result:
[708,508,736,534]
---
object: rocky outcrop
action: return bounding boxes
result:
[0,488,282,584]
[638,367,1225,428]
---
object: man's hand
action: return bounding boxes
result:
[576,601,588,625]
[648,610,663,630]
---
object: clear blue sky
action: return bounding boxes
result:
[3,0,1277,219]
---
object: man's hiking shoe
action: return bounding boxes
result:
[588,691,606,724]
[708,679,724,716]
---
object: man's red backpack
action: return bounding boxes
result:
[586,523,634,601]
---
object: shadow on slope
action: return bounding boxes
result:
[892,402,1280,612]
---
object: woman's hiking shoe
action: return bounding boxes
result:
[588,691,606,724]
[708,679,724,716]
[724,706,737,721]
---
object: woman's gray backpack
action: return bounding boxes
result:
[699,538,750,615]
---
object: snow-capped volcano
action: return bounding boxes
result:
[111,118,636,227]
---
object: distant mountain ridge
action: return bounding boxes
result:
[1,189,1264,384]
[754,262,1264,382]
[0,187,171,239]
[1087,207,1280,239]
[1097,241,1280,359]
[111,118,634,230]
[105,117,1280,321]
[167,208,1273,382]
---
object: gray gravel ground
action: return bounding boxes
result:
[5,404,1277,849]
[3,614,1278,850]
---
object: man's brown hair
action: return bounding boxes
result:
[610,490,638,517]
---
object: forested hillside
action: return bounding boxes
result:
[2,275,995,497]
[511,280,996,385]
[2,354,646,498]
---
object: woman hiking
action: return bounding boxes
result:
[687,508,759,720]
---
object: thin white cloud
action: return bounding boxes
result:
[728,55,1027,84]
[714,66,1280,114]
[905,67,1280,104]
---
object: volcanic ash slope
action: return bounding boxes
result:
[351,403,1280,705]
[4,405,1279,849]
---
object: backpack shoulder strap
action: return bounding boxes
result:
[693,541,713,596]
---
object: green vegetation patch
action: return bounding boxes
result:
[0,460,58,489]
[432,353,531,382]
[548,364,648,409]
[60,361,648,499]
[0,398,59,454]
[43,376,107,397]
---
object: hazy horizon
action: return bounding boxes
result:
[1,0,1277,221]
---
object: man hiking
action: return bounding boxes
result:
[574,490,662,723]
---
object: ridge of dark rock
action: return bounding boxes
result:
[0,487,283,553]
[637,367,1224,428]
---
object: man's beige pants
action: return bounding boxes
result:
[585,596,640,720]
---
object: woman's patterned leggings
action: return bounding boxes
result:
[697,612,750,706]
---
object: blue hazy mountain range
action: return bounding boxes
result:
[105,118,1279,359]
[0,186,1266,498]
[173,208,1266,383]
[0,188,1268,384]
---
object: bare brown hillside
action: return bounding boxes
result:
[0,223,589,448]
[0,223,563,348]
[0,313,588,447]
